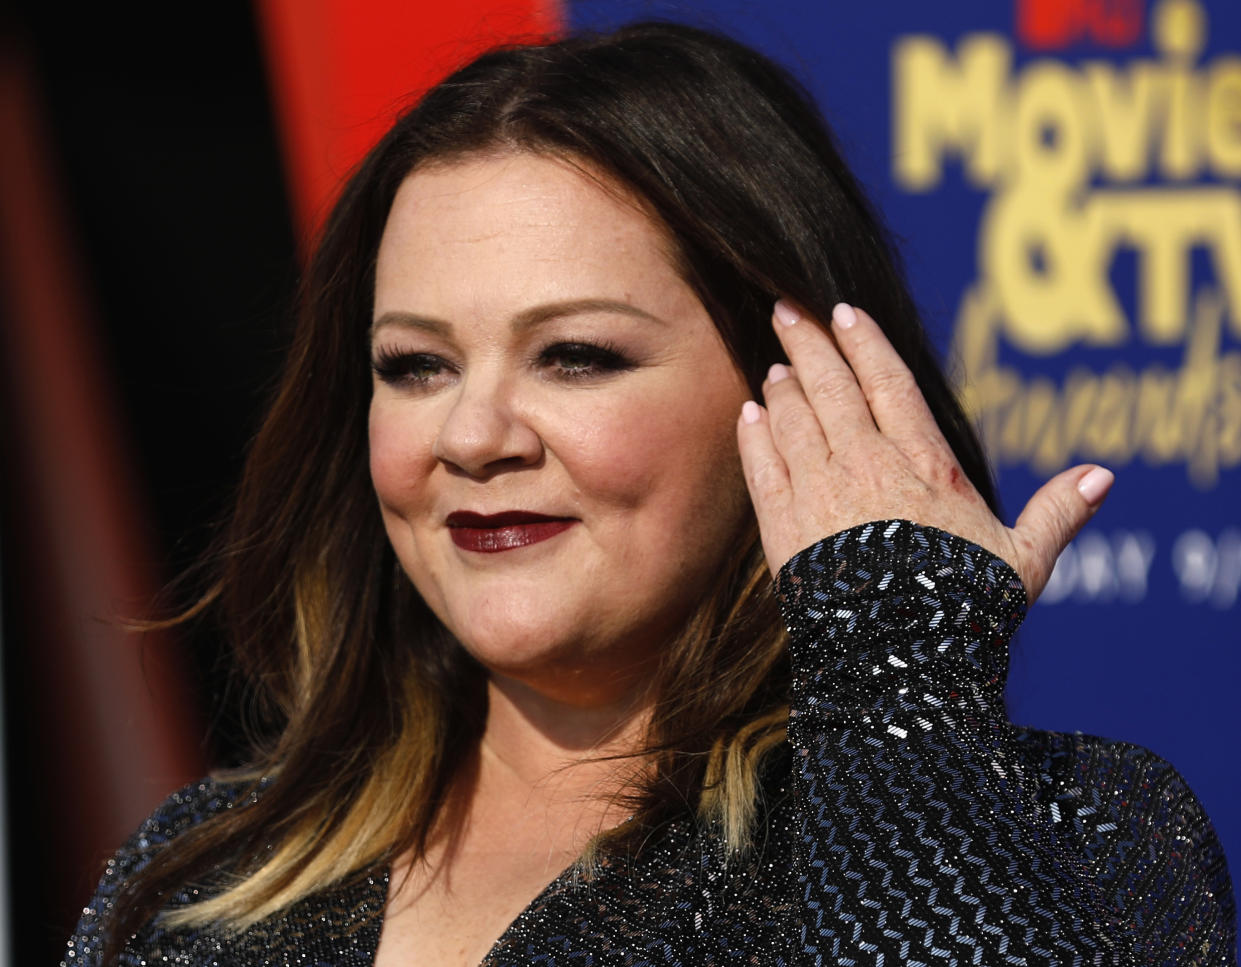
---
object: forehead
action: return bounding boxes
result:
[373,152,689,318]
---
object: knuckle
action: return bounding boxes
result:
[865,365,914,399]
[1051,496,1082,542]
[772,404,818,440]
[747,456,786,495]
[807,369,856,406]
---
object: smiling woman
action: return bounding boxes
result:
[369,155,751,700]
[67,20,1233,967]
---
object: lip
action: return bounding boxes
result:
[446,510,576,553]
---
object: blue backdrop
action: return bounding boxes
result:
[569,0,1241,868]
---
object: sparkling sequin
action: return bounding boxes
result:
[64,522,1236,965]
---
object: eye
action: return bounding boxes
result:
[371,349,452,388]
[539,341,634,380]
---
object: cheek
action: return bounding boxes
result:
[558,416,659,506]
[368,403,447,610]
[558,382,748,523]
[367,401,436,510]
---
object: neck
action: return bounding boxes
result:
[478,673,651,804]
[416,670,652,883]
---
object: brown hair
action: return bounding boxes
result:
[104,20,997,954]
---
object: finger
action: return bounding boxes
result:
[760,362,833,494]
[829,304,948,454]
[771,300,875,449]
[736,400,796,571]
[1011,464,1115,603]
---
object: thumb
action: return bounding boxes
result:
[1011,464,1114,603]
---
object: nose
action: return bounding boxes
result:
[431,374,543,478]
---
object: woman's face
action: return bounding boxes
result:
[369,152,752,706]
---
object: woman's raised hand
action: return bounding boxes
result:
[736,302,1114,605]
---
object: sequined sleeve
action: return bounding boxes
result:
[778,520,1134,966]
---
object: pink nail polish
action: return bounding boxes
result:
[741,400,762,424]
[1076,466,1114,504]
[832,303,857,328]
[767,363,790,384]
[773,300,799,326]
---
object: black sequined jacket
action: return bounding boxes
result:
[65,522,1237,966]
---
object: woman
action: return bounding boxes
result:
[66,22,1233,967]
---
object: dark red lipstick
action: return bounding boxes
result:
[446,511,575,553]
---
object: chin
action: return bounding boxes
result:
[451,620,651,705]
[452,615,576,670]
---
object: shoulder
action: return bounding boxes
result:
[63,775,264,967]
[107,774,263,878]
[1014,727,1237,964]
[129,775,263,848]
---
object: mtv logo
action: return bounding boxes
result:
[1018,0,1144,48]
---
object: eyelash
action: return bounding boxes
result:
[370,341,635,388]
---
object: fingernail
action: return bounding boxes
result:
[832,303,857,329]
[1076,466,1114,505]
[767,363,791,384]
[741,400,762,424]
[773,300,799,326]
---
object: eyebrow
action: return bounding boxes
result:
[370,298,666,338]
